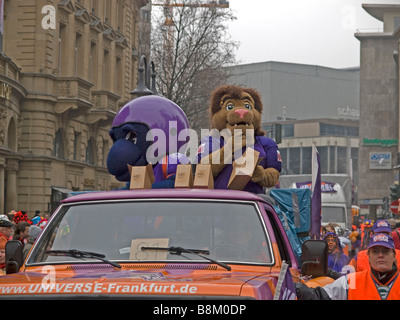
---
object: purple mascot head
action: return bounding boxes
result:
[107,95,190,181]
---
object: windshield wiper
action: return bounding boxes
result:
[46,249,121,268]
[141,246,231,271]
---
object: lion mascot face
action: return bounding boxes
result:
[197,84,281,192]
[209,85,264,137]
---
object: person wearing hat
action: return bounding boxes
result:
[0,220,11,274]
[23,225,41,260]
[296,233,400,300]
[0,219,14,252]
[360,219,373,250]
[392,222,400,250]
[323,232,350,273]
[348,220,400,272]
[0,240,6,275]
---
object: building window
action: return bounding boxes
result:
[75,33,83,77]
[394,17,400,30]
[73,132,81,161]
[351,147,358,184]
[7,117,17,152]
[89,42,97,83]
[337,146,347,174]
[318,146,328,174]
[53,130,64,159]
[329,146,336,173]
[85,138,95,164]
[301,146,312,174]
[91,0,98,15]
[116,56,122,95]
[117,0,124,31]
[282,124,294,138]
[104,0,112,24]
[58,23,67,75]
[280,145,356,176]
[320,123,358,137]
[288,147,300,175]
[103,50,110,88]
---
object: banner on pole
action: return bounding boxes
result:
[311,144,321,239]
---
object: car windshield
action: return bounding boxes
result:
[28,199,273,265]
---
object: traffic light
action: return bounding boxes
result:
[390,184,400,201]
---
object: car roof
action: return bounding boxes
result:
[61,188,270,204]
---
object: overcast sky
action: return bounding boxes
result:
[227,0,399,68]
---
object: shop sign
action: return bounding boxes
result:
[369,152,391,169]
[363,138,398,147]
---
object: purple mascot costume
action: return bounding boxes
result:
[107,95,190,188]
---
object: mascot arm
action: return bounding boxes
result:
[251,138,282,188]
[251,166,280,188]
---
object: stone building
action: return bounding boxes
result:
[355,3,400,217]
[226,61,360,185]
[0,0,149,216]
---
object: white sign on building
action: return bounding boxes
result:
[369,152,392,170]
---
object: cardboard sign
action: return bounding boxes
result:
[130,238,170,261]
[228,148,261,190]
[193,164,214,189]
[174,164,194,188]
[128,164,155,189]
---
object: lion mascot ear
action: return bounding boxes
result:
[197,85,282,193]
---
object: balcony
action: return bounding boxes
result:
[54,77,93,115]
[88,90,121,126]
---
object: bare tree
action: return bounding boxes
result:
[150,0,238,132]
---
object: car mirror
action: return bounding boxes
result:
[300,240,328,278]
[5,240,24,274]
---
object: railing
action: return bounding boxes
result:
[55,77,92,101]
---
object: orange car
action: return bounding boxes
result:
[1,189,332,299]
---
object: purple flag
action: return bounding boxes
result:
[311,144,321,239]
[273,261,296,300]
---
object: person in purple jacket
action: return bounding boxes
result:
[323,232,350,274]
[197,85,282,194]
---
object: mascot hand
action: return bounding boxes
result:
[251,165,280,188]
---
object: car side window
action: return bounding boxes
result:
[263,205,292,267]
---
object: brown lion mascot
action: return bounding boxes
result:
[196,85,281,193]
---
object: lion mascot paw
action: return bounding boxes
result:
[196,85,281,193]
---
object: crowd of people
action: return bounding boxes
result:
[1,206,399,299]
[0,210,48,274]
[297,218,400,300]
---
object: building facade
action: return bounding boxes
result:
[0,0,149,216]
[226,62,360,205]
[355,3,400,218]
[226,61,360,123]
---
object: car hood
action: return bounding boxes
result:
[0,264,279,299]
